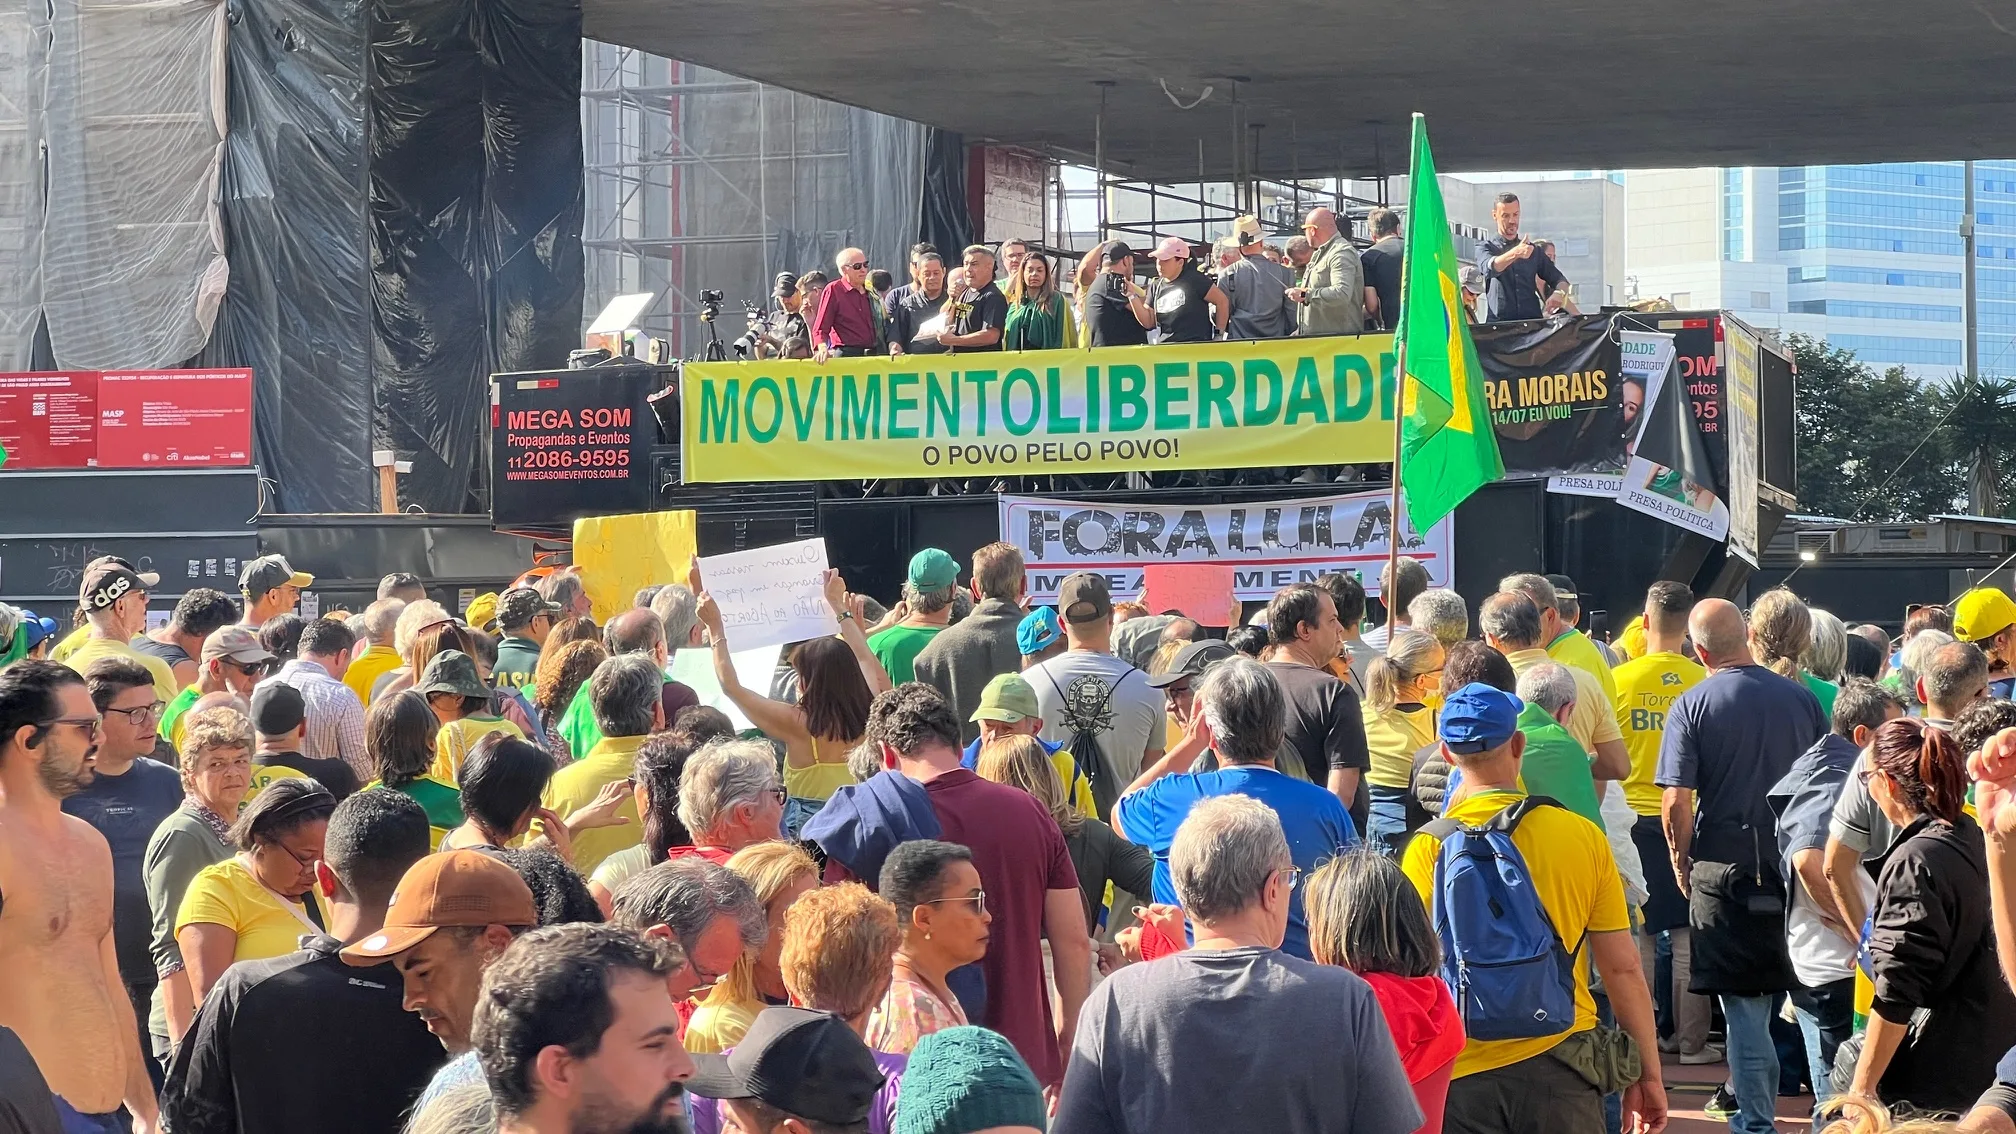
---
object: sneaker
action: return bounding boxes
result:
[1658,1035,1680,1055]
[1702,1085,1739,1121]
[1679,1044,1725,1065]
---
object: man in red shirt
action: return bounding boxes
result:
[811,247,879,361]
[838,684,1090,1088]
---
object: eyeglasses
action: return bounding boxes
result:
[226,658,275,677]
[922,890,988,917]
[844,262,867,271]
[259,840,320,869]
[1276,865,1303,889]
[766,786,787,805]
[686,958,728,994]
[104,701,167,725]
[40,716,103,739]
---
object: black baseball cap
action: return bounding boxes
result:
[686,1008,884,1126]
[78,559,159,610]
[773,271,798,297]
[240,555,313,597]
[1145,639,1238,688]
[250,681,306,735]
[496,587,560,631]
[1102,241,1135,265]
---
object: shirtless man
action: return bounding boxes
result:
[0,660,160,1132]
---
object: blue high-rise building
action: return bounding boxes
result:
[1628,161,2016,379]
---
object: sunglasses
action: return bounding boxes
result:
[845,262,868,271]
[226,658,276,677]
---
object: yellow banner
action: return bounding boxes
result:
[572,510,697,625]
[680,335,1400,482]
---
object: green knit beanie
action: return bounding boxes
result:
[893,1026,1046,1134]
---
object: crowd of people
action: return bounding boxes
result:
[12,541,2016,1134]
[747,190,1573,366]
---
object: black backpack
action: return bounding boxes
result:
[1041,665,1137,819]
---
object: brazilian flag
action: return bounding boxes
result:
[1394,113,1503,530]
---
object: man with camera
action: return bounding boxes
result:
[747,272,807,359]
[811,247,880,361]
[1081,241,1155,347]
[1476,192,1570,322]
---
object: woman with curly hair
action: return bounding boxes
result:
[529,638,607,759]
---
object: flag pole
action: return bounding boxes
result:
[1387,337,1406,611]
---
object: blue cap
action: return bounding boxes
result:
[18,610,58,652]
[1017,607,1062,656]
[1438,682,1524,754]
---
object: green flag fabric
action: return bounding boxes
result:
[1394,113,1503,531]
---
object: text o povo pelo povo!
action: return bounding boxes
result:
[688,353,1403,447]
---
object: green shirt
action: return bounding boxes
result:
[867,624,944,685]
[161,685,202,750]
[494,636,543,693]
[387,775,465,841]
[1801,671,1839,721]
[1514,702,1604,828]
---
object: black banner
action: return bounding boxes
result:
[1474,314,1624,479]
[489,368,658,530]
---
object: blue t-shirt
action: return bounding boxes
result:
[1654,665,1825,867]
[1114,764,1358,959]
[62,757,184,987]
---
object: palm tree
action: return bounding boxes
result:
[1934,374,2016,517]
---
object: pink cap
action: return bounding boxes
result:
[1153,236,1191,261]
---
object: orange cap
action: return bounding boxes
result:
[340,850,536,964]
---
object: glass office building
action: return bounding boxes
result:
[1629,161,2016,379]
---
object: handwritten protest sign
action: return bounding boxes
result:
[667,644,782,730]
[694,537,831,650]
[1140,564,1238,624]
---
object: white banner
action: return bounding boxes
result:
[1546,329,1671,499]
[998,490,1455,604]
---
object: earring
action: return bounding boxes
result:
[924,932,932,940]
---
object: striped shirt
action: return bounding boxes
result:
[269,659,369,781]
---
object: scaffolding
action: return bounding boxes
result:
[581,43,923,358]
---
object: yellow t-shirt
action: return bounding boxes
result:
[174,856,327,966]
[344,643,403,706]
[62,636,179,704]
[50,625,89,662]
[1548,629,1620,712]
[1363,703,1436,789]
[242,763,310,807]
[1611,651,1708,817]
[1402,788,1629,1078]
[1507,649,1621,755]
[431,715,526,786]
[683,996,762,1055]
[535,734,645,874]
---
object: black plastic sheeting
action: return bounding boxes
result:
[919,128,973,261]
[371,0,584,513]
[200,0,375,513]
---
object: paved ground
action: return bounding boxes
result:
[1661,1052,1817,1133]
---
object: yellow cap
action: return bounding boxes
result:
[1953,587,2016,643]
[464,591,501,633]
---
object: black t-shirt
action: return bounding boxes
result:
[1263,661,1372,832]
[1084,274,1149,347]
[1148,264,1215,343]
[887,287,950,355]
[132,636,192,668]
[61,757,184,988]
[255,750,361,800]
[1655,665,1825,866]
[161,936,446,1134]
[0,1027,61,1134]
[1360,237,1404,332]
[1476,234,1565,322]
[949,283,1007,351]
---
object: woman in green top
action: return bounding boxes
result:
[367,690,464,846]
[1751,587,1838,718]
[1002,252,1078,351]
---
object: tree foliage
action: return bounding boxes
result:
[1790,334,1960,520]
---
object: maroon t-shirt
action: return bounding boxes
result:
[922,768,1079,1086]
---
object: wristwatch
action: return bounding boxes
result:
[837,610,854,623]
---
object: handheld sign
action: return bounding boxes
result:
[1141,564,1238,625]
[694,537,832,651]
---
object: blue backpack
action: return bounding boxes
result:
[1422,796,1582,1041]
